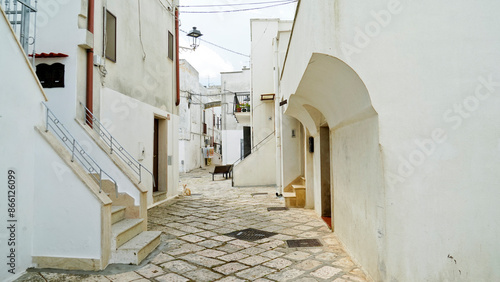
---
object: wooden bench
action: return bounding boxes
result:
[210,165,233,181]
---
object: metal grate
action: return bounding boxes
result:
[267,207,289,211]
[191,193,202,196]
[251,192,268,196]
[225,228,277,242]
[286,239,323,248]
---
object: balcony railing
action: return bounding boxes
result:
[1,0,37,64]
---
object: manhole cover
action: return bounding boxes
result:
[286,239,323,248]
[251,193,268,196]
[267,207,289,211]
[225,228,277,241]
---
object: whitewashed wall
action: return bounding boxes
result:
[0,11,100,281]
[280,0,500,281]
[101,88,178,205]
[251,19,280,144]
[233,138,276,187]
[222,130,243,165]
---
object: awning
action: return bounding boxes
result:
[29,52,69,58]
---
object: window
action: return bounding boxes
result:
[168,31,174,60]
[36,63,65,88]
[105,10,116,62]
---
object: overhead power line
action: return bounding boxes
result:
[180,0,297,13]
[180,0,293,8]
[180,29,250,57]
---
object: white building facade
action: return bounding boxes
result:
[1,0,180,280]
[232,19,294,188]
[267,0,500,281]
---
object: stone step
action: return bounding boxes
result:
[111,206,126,224]
[292,185,306,208]
[112,218,144,250]
[283,192,297,208]
[111,231,162,265]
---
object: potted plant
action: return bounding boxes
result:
[245,103,250,112]
[236,104,241,112]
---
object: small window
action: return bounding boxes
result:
[168,31,174,60]
[105,10,116,62]
[36,63,65,88]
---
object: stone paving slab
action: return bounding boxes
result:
[16,167,368,282]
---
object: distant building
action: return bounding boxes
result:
[179,59,222,172]
[220,67,251,165]
[232,19,293,188]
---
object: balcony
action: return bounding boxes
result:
[234,103,250,124]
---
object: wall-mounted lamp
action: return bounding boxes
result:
[260,93,275,101]
[187,27,203,50]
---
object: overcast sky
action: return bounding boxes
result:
[178,0,298,87]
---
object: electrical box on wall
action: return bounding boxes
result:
[138,142,145,161]
[309,137,314,153]
[93,54,104,66]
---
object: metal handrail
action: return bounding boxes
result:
[231,130,276,187]
[79,102,155,187]
[42,102,118,196]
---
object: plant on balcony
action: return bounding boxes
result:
[236,104,242,112]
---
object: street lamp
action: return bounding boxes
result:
[187,27,203,50]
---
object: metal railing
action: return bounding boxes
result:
[1,0,37,65]
[231,130,276,187]
[42,103,118,196]
[79,102,155,187]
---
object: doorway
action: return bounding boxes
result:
[153,116,168,202]
[153,118,159,192]
[320,126,332,229]
[243,126,251,159]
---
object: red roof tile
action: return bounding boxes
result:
[29,52,69,58]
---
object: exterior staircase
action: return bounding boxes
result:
[284,176,306,208]
[38,103,160,269]
[98,175,161,265]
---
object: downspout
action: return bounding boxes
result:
[273,37,282,195]
[86,0,95,126]
[175,6,180,106]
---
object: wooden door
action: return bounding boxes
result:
[153,118,159,192]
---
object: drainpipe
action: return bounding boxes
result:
[273,37,282,195]
[175,6,180,106]
[85,0,95,126]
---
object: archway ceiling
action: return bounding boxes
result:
[284,53,376,132]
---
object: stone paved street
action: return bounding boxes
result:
[18,168,368,282]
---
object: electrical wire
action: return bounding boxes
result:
[180,0,297,13]
[180,29,250,57]
[180,0,294,8]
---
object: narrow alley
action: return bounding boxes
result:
[18,168,367,282]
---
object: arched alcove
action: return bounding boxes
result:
[283,53,384,275]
